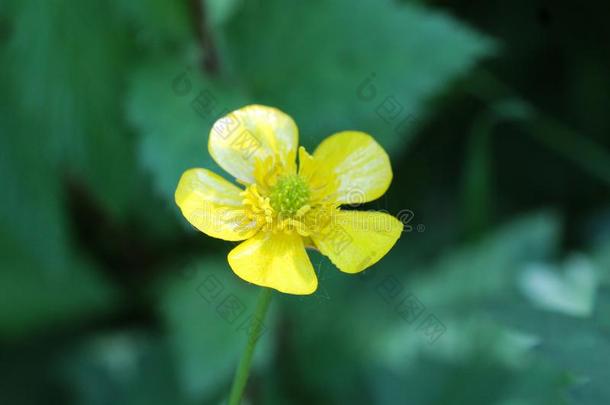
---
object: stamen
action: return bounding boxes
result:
[268,174,310,217]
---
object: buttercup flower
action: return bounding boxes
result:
[175,105,402,295]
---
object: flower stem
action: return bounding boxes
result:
[227,287,273,405]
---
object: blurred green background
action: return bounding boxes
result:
[1,0,609,404]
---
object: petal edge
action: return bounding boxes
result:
[175,168,259,241]
[313,131,392,204]
[208,105,299,183]
[312,210,402,274]
[228,231,318,295]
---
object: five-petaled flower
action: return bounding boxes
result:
[175,105,402,295]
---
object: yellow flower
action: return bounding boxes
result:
[175,105,403,295]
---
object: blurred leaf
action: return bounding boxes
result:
[367,355,570,405]
[361,212,562,371]
[0,233,118,339]
[277,213,562,403]
[484,230,610,404]
[129,1,494,207]
[205,0,243,28]
[519,254,598,317]
[155,258,274,401]
[0,94,69,271]
[6,0,142,217]
[490,290,610,405]
[58,331,193,405]
[219,0,495,152]
[128,61,247,205]
[112,0,192,47]
[404,211,561,309]
[0,77,118,339]
[0,339,72,404]
[590,226,610,286]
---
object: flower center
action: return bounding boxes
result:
[268,174,310,217]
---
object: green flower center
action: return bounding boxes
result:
[269,174,310,217]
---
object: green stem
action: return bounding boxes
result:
[461,100,530,239]
[467,69,610,186]
[227,288,273,405]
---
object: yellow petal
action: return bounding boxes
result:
[313,131,392,204]
[298,146,338,204]
[209,105,298,184]
[175,168,259,241]
[312,210,402,274]
[228,231,318,295]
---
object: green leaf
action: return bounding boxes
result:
[279,212,563,402]
[155,258,274,401]
[367,355,570,405]
[219,0,495,151]
[130,2,494,207]
[0,232,118,340]
[58,331,193,405]
[402,211,561,309]
[490,291,610,405]
[0,54,118,340]
[5,0,141,217]
[205,0,243,28]
[112,0,192,47]
[128,61,247,204]
[519,254,598,317]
